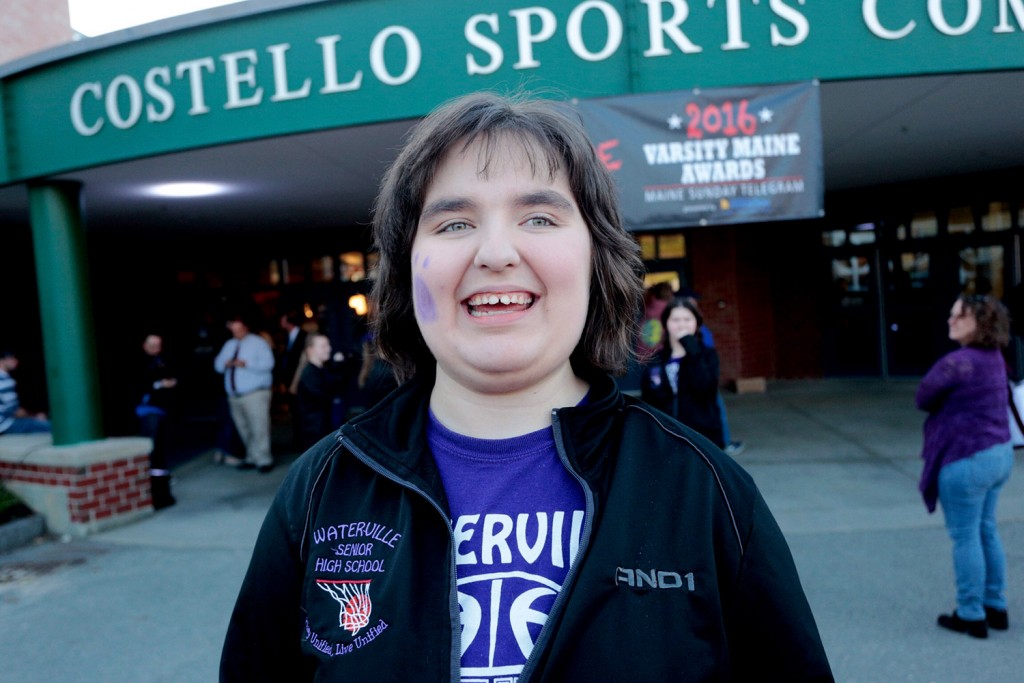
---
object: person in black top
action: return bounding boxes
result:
[640,296,725,448]
[278,310,308,391]
[294,333,350,450]
[278,310,309,449]
[136,334,178,509]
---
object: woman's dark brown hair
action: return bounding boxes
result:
[960,294,1011,349]
[370,90,645,382]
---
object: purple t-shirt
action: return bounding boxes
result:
[428,411,586,682]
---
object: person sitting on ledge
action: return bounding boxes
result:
[0,349,51,436]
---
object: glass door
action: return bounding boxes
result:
[883,203,1017,376]
[820,226,883,375]
[882,211,946,376]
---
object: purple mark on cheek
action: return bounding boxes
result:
[421,256,429,269]
[413,275,437,323]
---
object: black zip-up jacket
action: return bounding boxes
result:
[641,334,725,448]
[221,370,833,682]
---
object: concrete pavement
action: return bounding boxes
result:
[730,379,1024,682]
[1,378,1022,682]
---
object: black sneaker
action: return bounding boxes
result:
[985,606,1009,630]
[937,612,988,638]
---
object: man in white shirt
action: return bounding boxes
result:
[214,314,276,472]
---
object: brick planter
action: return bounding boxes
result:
[0,435,154,537]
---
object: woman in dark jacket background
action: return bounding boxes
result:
[640,296,724,448]
[294,333,351,451]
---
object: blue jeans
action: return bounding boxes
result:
[938,440,1014,620]
[717,392,731,444]
[3,416,51,434]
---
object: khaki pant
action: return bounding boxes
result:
[227,388,273,467]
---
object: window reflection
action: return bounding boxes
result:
[312,255,334,282]
[959,246,1004,298]
[849,230,875,245]
[911,212,938,238]
[635,232,686,259]
[638,234,656,260]
[266,260,281,286]
[822,230,846,247]
[657,233,686,259]
[339,251,366,282]
[366,252,380,280]
[895,252,930,290]
[947,206,975,234]
[832,256,871,293]
[981,202,1011,232]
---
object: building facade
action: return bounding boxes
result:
[0,0,73,66]
[1,0,1023,442]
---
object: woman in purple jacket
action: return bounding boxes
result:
[916,293,1014,638]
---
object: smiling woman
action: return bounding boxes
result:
[409,135,594,410]
[220,90,834,683]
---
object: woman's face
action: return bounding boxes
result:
[410,136,593,395]
[948,299,977,346]
[665,306,699,341]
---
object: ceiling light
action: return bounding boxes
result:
[145,182,229,198]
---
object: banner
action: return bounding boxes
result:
[575,81,823,229]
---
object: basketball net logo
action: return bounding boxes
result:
[317,579,372,636]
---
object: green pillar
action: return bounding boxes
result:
[28,181,103,445]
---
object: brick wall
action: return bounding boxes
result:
[735,225,778,379]
[768,224,825,378]
[688,222,824,383]
[1,455,151,525]
[0,0,73,66]
[689,225,738,382]
[689,224,777,383]
[0,436,154,536]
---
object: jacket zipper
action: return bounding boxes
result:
[339,435,462,682]
[517,409,596,682]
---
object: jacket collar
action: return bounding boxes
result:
[339,365,627,497]
[549,368,627,478]
[339,368,445,505]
